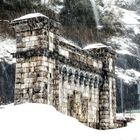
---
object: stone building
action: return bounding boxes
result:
[11,13,116,129]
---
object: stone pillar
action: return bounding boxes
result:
[86,75,100,129]
[12,14,59,104]
[99,48,116,129]
[52,66,60,110]
[112,78,117,127]
[99,73,110,129]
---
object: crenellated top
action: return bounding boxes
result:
[11,13,60,33]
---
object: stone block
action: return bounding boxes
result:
[15,84,21,89]
[35,66,48,72]
[21,73,28,78]
[42,61,49,67]
[16,63,22,68]
[29,67,34,72]
[22,62,30,68]
[37,77,47,82]
[36,61,42,66]
[30,62,37,67]
[16,78,24,84]
[22,36,30,42]
[100,119,110,123]
[20,84,26,89]
[99,111,110,115]
[16,74,22,79]
[28,72,36,78]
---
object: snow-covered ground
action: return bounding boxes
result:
[0,103,139,140]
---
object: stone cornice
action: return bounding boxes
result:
[13,48,115,78]
[11,16,61,33]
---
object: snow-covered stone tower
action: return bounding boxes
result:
[12,13,116,129]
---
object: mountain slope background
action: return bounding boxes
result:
[0,0,140,112]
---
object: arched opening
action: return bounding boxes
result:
[89,75,94,88]
[84,73,89,86]
[68,69,73,83]
[94,76,98,88]
[74,70,79,84]
[79,72,84,85]
[62,67,67,81]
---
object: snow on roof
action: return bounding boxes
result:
[13,13,48,21]
[58,36,81,49]
[83,43,109,50]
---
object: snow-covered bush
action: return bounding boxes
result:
[115,0,139,10]
[99,6,124,37]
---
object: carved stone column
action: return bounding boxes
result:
[99,48,116,129]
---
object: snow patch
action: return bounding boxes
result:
[121,10,139,25]
[41,0,64,14]
[83,43,109,50]
[116,50,133,55]
[108,36,138,56]
[101,3,140,58]
[0,37,16,64]
[116,67,140,83]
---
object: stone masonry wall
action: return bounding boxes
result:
[12,14,116,129]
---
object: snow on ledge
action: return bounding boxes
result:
[58,36,81,49]
[83,43,109,50]
[13,13,48,21]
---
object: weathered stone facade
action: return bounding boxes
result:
[12,13,116,129]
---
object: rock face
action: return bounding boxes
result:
[12,13,116,130]
[0,61,15,104]
[0,20,16,105]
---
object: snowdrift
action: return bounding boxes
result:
[0,103,140,140]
